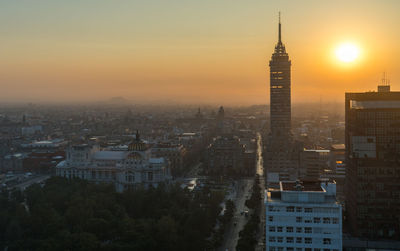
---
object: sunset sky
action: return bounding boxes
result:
[1,0,399,105]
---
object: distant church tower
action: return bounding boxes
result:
[265,13,301,186]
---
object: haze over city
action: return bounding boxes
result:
[1,0,399,104]
[2,1,400,250]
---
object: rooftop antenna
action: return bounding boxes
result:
[378,72,391,92]
[382,72,385,85]
[381,71,389,86]
[278,11,282,43]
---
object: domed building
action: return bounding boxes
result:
[56,131,171,192]
[115,131,171,191]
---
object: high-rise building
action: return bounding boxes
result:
[269,15,291,139]
[265,14,301,186]
[265,180,343,251]
[345,81,400,239]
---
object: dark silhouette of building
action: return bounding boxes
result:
[265,14,301,186]
[345,80,400,239]
[217,106,225,120]
[151,142,186,175]
[269,14,291,138]
[206,134,254,176]
[195,107,203,120]
[300,149,329,179]
[23,151,65,173]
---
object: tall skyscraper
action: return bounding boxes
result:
[265,14,301,186]
[269,13,292,140]
[345,81,400,239]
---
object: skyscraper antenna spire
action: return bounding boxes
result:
[278,11,282,43]
[279,11,281,24]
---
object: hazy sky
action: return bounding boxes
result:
[1,0,399,105]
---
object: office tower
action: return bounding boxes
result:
[345,81,400,239]
[265,14,301,186]
[265,180,343,250]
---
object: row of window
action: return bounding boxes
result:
[268,206,338,214]
[268,216,339,224]
[268,236,313,244]
[285,206,313,213]
[62,170,155,181]
[269,226,312,233]
[268,237,332,245]
[62,170,116,180]
[268,247,339,251]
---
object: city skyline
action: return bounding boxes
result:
[2,2,400,250]
[1,0,399,104]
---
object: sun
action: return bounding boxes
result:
[335,43,360,63]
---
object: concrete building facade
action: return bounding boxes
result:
[265,180,342,251]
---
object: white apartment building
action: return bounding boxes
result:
[265,180,342,251]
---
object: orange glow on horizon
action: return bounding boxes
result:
[0,1,399,105]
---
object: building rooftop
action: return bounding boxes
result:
[303,149,330,153]
[346,90,400,101]
[281,180,323,192]
[181,132,196,136]
[267,180,338,204]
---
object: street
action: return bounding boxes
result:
[218,178,253,251]
[219,132,266,251]
[255,132,266,251]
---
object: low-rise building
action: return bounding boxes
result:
[206,134,248,176]
[21,139,67,151]
[56,132,171,191]
[300,149,330,179]
[151,143,186,172]
[23,151,65,174]
[21,125,43,136]
[0,153,25,173]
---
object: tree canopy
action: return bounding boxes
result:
[0,177,224,251]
